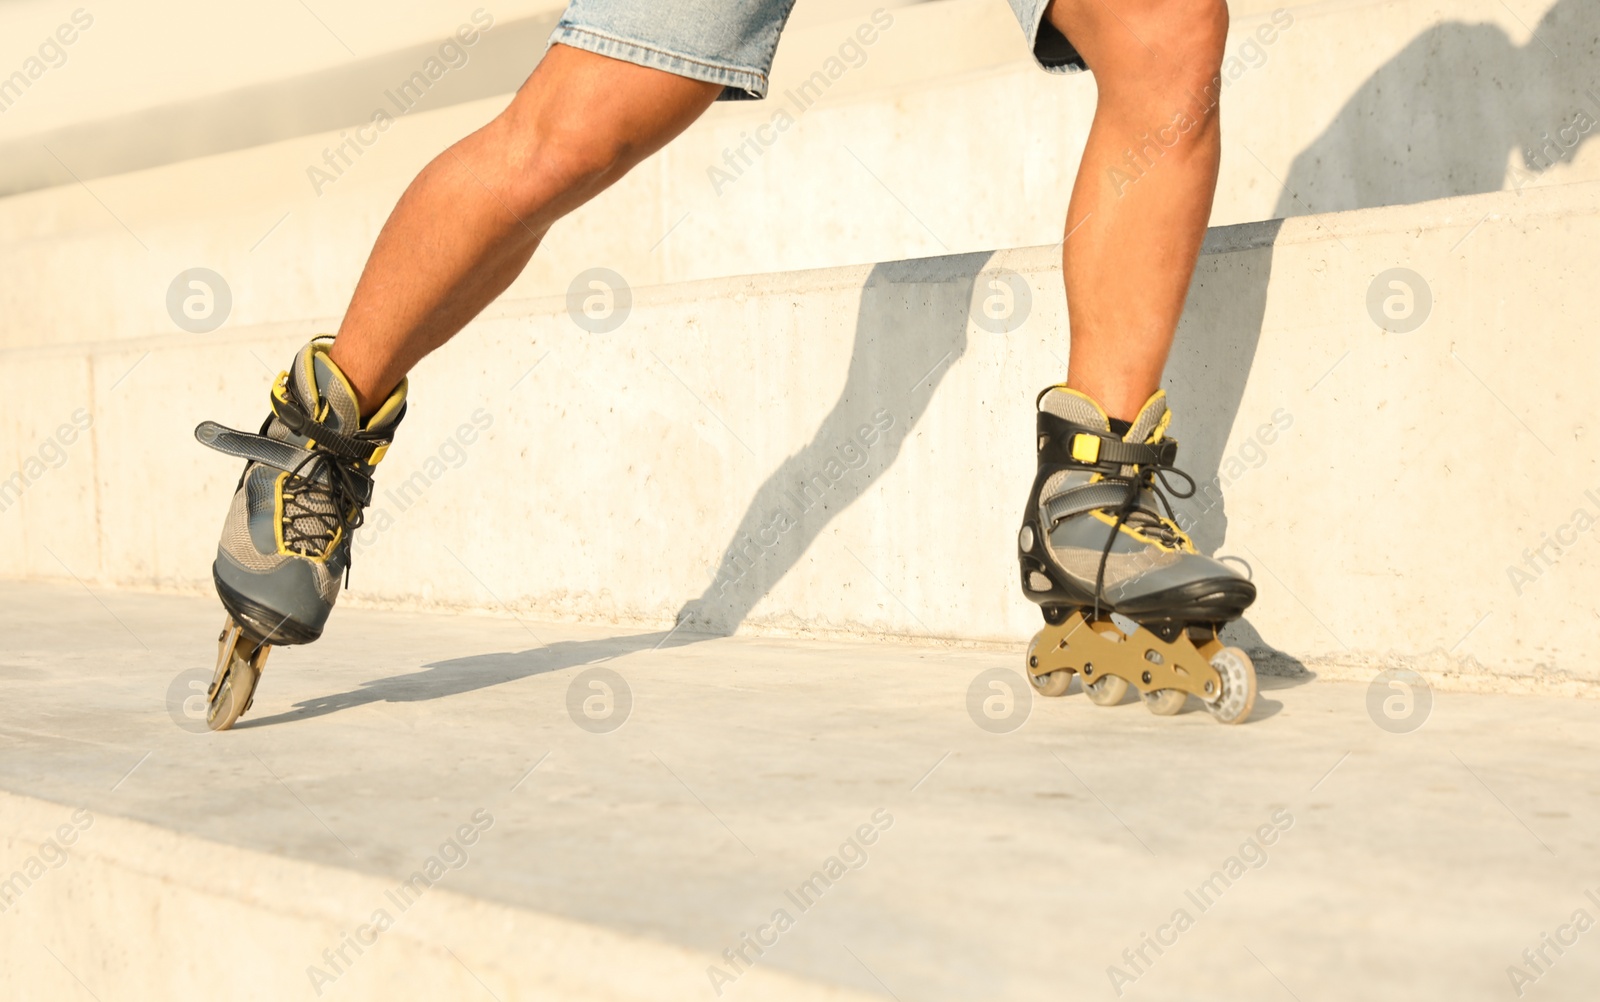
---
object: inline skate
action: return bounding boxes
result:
[195,336,406,730]
[1017,387,1257,723]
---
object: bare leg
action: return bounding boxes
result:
[1044,0,1229,421]
[329,45,723,414]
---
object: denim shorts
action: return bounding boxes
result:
[548,0,1085,101]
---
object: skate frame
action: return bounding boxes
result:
[1027,610,1225,699]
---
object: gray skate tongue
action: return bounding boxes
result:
[1121,396,1178,542]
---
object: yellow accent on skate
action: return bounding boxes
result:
[1085,508,1192,553]
[1129,389,1169,439]
[1071,433,1101,463]
[363,376,409,430]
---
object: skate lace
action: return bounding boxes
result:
[279,447,373,584]
[1092,451,1197,618]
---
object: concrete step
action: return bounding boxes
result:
[4,0,1595,350]
[0,1,935,194]
[2,581,1597,1000]
[2,180,1596,689]
[0,1,566,143]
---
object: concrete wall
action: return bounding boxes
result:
[2,181,1595,691]
[4,0,1596,351]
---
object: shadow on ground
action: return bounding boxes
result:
[236,629,703,729]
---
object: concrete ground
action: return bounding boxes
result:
[2,579,1597,1000]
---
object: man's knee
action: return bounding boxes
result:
[498,112,635,212]
[1077,0,1230,97]
[1174,0,1229,88]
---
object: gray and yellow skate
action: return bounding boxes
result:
[1017,387,1258,723]
[195,336,406,730]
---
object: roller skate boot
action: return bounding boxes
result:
[1017,387,1258,723]
[194,336,406,730]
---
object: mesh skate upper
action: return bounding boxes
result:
[217,337,405,608]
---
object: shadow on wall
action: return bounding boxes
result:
[668,5,1600,644]
[1162,218,1298,668]
[1162,218,1285,563]
[673,251,993,635]
[671,219,1295,684]
[1177,0,1597,664]
[1273,0,1600,218]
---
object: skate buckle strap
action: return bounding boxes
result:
[1036,412,1177,472]
[196,421,330,482]
[270,374,392,466]
[1041,481,1140,527]
[193,421,375,507]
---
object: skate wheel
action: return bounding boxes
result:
[207,617,270,732]
[1142,688,1187,715]
[1030,669,1072,697]
[1025,632,1073,697]
[1081,672,1128,706]
[1204,647,1257,725]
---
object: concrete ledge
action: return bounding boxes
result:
[0,791,875,1001]
[1,181,1597,689]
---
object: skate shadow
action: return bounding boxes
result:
[674,251,994,633]
[234,629,702,728]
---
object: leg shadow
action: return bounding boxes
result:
[676,251,996,633]
[1160,216,1310,686]
[235,628,700,728]
[1267,4,1599,221]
